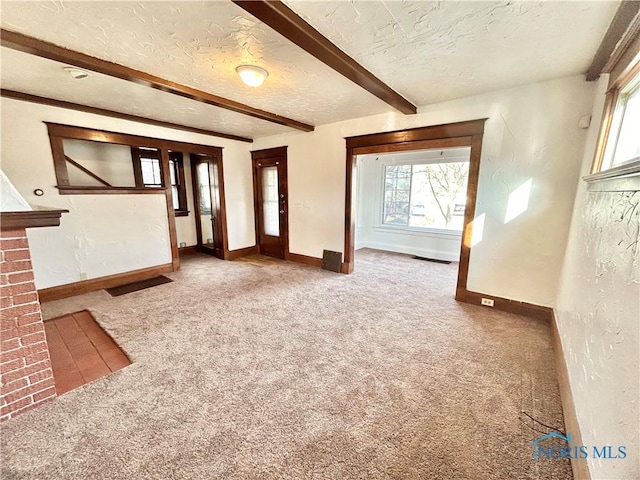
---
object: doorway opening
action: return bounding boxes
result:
[190,153,227,259]
[344,119,486,301]
[251,147,289,259]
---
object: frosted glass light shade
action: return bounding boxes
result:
[236,65,269,87]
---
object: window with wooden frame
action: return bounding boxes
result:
[168,152,188,216]
[47,123,171,195]
[131,148,188,216]
[47,124,222,201]
[591,59,640,179]
[131,147,162,188]
[380,156,470,233]
[46,122,226,270]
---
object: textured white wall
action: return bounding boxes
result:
[26,195,171,289]
[0,169,30,212]
[555,77,639,479]
[1,76,597,305]
[253,75,595,306]
[355,157,462,261]
[0,98,254,288]
[174,154,198,247]
[221,143,256,252]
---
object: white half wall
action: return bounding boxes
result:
[252,75,595,306]
[28,195,172,289]
[555,77,639,479]
[0,98,254,289]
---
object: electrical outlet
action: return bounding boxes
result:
[179,242,187,248]
[79,272,87,281]
[481,298,494,307]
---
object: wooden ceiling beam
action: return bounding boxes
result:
[1,89,253,143]
[0,29,314,132]
[586,1,640,81]
[233,0,417,115]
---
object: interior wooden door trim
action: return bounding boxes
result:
[251,147,289,259]
[216,155,230,258]
[343,119,487,299]
[190,153,229,259]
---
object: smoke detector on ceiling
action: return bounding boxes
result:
[64,67,90,80]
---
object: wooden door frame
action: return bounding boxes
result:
[343,119,487,301]
[251,146,289,259]
[189,152,229,259]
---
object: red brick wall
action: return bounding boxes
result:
[0,228,55,420]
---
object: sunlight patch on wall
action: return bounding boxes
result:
[468,213,485,247]
[504,178,533,224]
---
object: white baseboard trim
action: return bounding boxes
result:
[356,241,460,262]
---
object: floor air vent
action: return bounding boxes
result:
[322,250,342,272]
[413,255,451,265]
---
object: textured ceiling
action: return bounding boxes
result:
[0,1,392,134]
[0,47,291,139]
[284,0,619,106]
[0,1,619,140]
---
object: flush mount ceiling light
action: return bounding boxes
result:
[236,65,268,87]
[64,67,90,80]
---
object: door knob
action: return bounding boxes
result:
[280,210,285,214]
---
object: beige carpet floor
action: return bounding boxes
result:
[0,249,571,479]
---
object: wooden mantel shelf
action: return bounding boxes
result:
[0,208,68,230]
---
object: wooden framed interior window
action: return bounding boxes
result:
[131,148,189,216]
[590,59,640,180]
[45,122,226,271]
[131,147,163,188]
[47,123,170,195]
[168,152,188,216]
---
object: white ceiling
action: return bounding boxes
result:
[0,47,292,139]
[0,1,619,140]
[285,0,619,106]
[0,1,392,136]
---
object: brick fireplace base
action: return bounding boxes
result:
[0,228,56,420]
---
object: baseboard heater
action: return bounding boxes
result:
[413,255,451,265]
[322,250,342,272]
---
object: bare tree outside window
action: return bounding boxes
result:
[421,163,468,226]
[383,161,469,231]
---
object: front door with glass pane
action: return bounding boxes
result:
[191,154,224,259]
[251,148,288,259]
